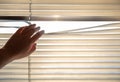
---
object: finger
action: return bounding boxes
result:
[15,26,25,34]
[30,30,44,44]
[10,26,26,39]
[24,27,40,38]
[22,24,36,35]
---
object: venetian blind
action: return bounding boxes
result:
[0,22,120,82]
[0,0,120,82]
[0,0,120,20]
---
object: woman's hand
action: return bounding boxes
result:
[2,24,44,60]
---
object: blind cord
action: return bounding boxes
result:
[28,52,31,82]
[26,0,32,25]
[28,0,32,82]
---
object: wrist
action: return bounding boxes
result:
[0,48,14,68]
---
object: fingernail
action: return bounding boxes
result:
[35,27,40,32]
[36,27,40,30]
[37,30,45,35]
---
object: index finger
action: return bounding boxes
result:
[22,24,36,35]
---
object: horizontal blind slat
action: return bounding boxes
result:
[30,80,120,82]
[0,0,28,4]
[0,4,29,10]
[1,34,120,39]
[0,0,119,4]
[0,11,120,17]
[32,4,120,10]
[32,10,120,16]
[32,0,120,4]
[1,4,120,10]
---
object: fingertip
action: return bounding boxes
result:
[30,30,44,44]
[40,30,45,34]
[36,30,44,37]
[35,27,40,31]
[30,24,36,27]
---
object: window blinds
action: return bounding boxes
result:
[0,22,120,82]
[0,0,120,82]
[0,0,120,21]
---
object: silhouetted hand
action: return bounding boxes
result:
[2,24,44,60]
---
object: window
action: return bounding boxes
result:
[0,0,120,82]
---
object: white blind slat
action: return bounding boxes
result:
[0,0,28,4]
[32,0,120,4]
[0,0,119,4]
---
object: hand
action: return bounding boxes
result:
[2,24,44,60]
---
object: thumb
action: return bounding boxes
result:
[27,43,36,56]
